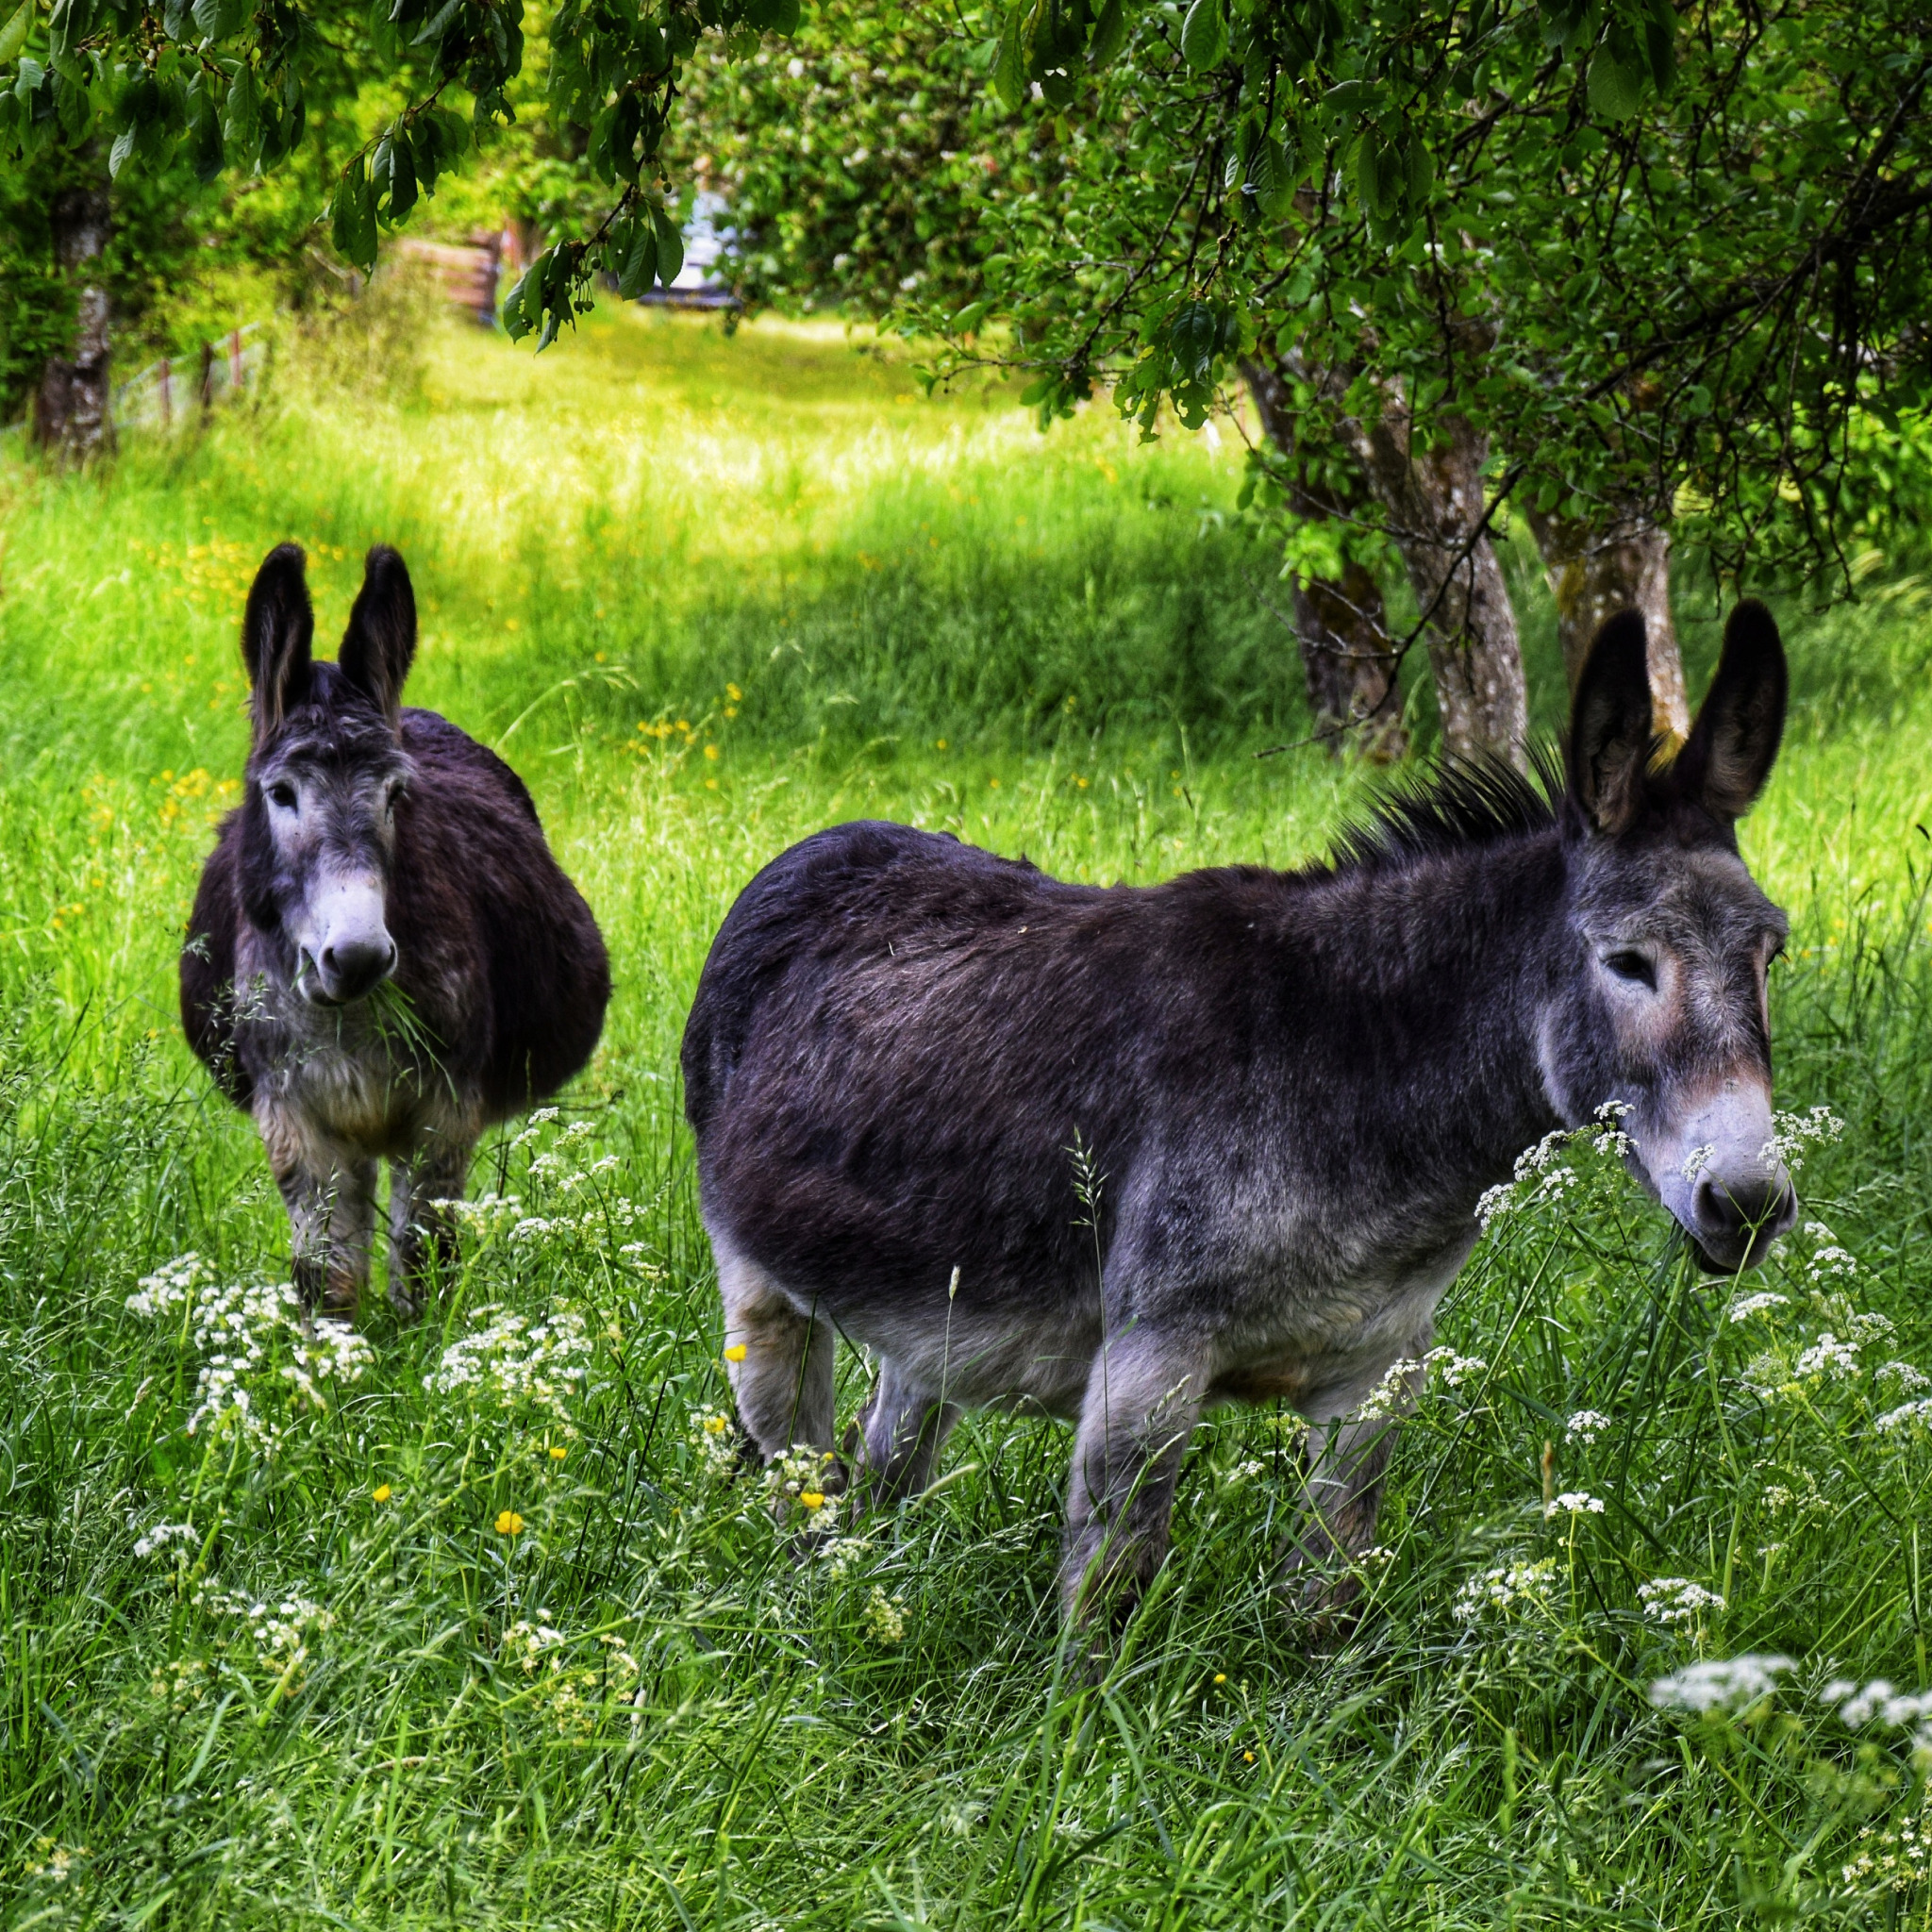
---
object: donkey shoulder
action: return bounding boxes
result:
[179,812,253,1110]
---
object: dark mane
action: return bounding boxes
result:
[1328,742,1564,874]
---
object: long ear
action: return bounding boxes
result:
[1567,609,1656,836]
[242,543,314,740]
[339,546,417,735]
[1674,599,1787,821]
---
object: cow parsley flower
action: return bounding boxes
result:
[1639,1576,1726,1624]
[1793,1332,1861,1382]
[1649,1653,1790,1714]
[862,1586,906,1645]
[1727,1291,1789,1324]
[1762,1106,1844,1175]
[1545,1491,1606,1519]
[427,1302,591,1431]
[1453,1558,1557,1625]
[1876,1398,1932,1434]
[1565,1409,1611,1443]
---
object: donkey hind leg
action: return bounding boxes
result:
[388,1136,474,1323]
[848,1359,961,1508]
[1282,1338,1431,1621]
[1061,1325,1209,1627]
[275,1148,378,1319]
[718,1241,839,1478]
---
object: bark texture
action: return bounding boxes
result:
[1331,386,1527,767]
[1524,508,1690,741]
[32,181,113,463]
[1241,359,1407,763]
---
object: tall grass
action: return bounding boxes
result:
[4,306,1932,1928]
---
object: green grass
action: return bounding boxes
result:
[6,304,1932,1928]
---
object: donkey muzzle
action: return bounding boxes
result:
[1648,1079,1797,1274]
[1686,1168,1797,1273]
[299,874,397,1006]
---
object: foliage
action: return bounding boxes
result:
[918,0,1932,585]
[4,317,1932,1922]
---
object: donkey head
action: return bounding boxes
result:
[238,543,418,1007]
[1544,601,1796,1272]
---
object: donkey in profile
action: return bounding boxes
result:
[182,544,610,1319]
[684,602,1796,1623]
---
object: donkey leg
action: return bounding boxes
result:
[1060,1325,1208,1626]
[388,1136,474,1323]
[1283,1339,1430,1619]
[849,1360,960,1507]
[273,1147,377,1318]
[717,1238,838,1467]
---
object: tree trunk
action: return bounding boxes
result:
[32,179,113,463]
[1523,508,1690,741]
[1332,389,1527,768]
[1241,358,1407,763]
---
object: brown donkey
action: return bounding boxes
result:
[181,543,610,1318]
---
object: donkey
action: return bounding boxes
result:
[182,543,611,1319]
[682,602,1796,1623]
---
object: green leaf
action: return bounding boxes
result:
[1587,43,1643,120]
[651,203,684,287]
[191,0,247,41]
[385,123,416,221]
[330,158,378,271]
[991,6,1025,110]
[616,219,658,299]
[0,0,30,61]
[1246,133,1297,220]
[1087,0,1126,68]
[1180,0,1226,70]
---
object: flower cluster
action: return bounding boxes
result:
[427,1303,591,1432]
[688,1405,740,1477]
[127,1257,370,1448]
[1648,1653,1790,1714]
[1453,1557,1557,1625]
[1545,1491,1606,1519]
[1842,1810,1932,1894]
[862,1586,907,1645]
[767,1444,843,1528]
[1762,1106,1844,1175]
[1638,1576,1725,1624]
[195,1583,335,1689]
[1727,1291,1789,1324]
[1565,1409,1611,1443]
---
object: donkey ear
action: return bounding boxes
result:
[242,543,314,739]
[1674,600,1787,822]
[1567,609,1656,836]
[339,545,417,735]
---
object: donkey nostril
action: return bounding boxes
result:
[1695,1174,1792,1237]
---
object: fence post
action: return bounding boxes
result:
[228,328,244,391]
[158,358,172,427]
[199,340,216,413]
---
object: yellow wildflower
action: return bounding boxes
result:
[373,1484,392,1503]
[495,1510,525,1536]
[800,1491,825,1509]
[548,1445,568,1461]
[724,1343,748,1363]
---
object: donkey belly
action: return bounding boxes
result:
[1206,1224,1478,1420]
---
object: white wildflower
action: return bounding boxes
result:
[1425,1347,1488,1390]
[1842,1808,1932,1893]
[1762,1106,1844,1175]
[1878,1360,1929,1393]
[1639,1576,1726,1624]
[1565,1409,1611,1443]
[427,1302,591,1431]
[1649,1653,1790,1714]
[1876,1399,1932,1435]
[127,1251,212,1318]
[862,1586,906,1645]
[281,1318,373,1411]
[133,1521,198,1560]
[1545,1491,1606,1519]
[1679,1143,1716,1182]
[688,1405,740,1476]
[1727,1291,1789,1324]
[1826,1678,1932,1729]
[1793,1331,1861,1382]
[1453,1557,1557,1625]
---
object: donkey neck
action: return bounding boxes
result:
[1285,825,1574,1207]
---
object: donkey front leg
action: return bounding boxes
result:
[1061,1325,1208,1626]
[267,1136,377,1319]
[1283,1336,1430,1618]
[717,1239,840,1474]
[388,1134,475,1322]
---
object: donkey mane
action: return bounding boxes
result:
[1327,742,1565,874]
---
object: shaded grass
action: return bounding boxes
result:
[3,308,1932,1928]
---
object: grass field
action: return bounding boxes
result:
[6,304,1932,1929]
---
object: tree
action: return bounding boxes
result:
[924,0,1931,755]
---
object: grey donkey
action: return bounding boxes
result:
[681,603,1795,1623]
[182,543,610,1319]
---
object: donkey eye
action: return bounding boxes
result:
[1604,949,1657,991]
[268,782,297,810]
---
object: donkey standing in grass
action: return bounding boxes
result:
[684,603,1796,1621]
[182,544,610,1319]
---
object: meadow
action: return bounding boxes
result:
[5,302,1932,1928]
